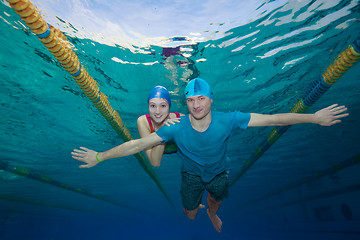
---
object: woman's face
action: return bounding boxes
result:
[148,98,170,125]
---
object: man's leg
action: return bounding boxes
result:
[207,193,222,233]
[205,172,229,233]
[183,204,205,220]
[180,173,205,220]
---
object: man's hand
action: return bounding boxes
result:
[71,147,100,168]
[315,104,349,126]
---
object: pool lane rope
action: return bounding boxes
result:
[0,194,119,216]
[0,161,146,214]
[240,153,360,207]
[6,0,175,210]
[231,38,360,186]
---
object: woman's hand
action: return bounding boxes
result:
[71,147,100,168]
[164,117,181,126]
[314,104,349,126]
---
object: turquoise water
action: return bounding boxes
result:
[1,0,360,239]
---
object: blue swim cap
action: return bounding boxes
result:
[184,78,213,99]
[147,86,171,107]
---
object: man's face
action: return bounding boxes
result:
[186,95,212,120]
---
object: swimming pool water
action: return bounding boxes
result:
[1,0,360,239]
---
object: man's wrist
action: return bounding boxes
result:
[312,113,320,125]
[96,152,104,162]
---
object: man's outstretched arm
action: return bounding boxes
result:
[71,132,163,168]
[248,104,348,127]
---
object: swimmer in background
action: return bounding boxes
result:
[137,86,184,167]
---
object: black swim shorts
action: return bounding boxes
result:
[180,171,229,211]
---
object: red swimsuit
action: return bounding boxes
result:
[146,112,180,154]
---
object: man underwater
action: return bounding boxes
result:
[72,78,348,233]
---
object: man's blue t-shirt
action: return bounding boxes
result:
[155,111,250,182]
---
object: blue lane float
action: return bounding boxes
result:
[231,38,360,186]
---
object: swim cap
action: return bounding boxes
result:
[147,86,171,107]
[184,78,213,99]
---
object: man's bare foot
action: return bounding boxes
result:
[207,209,222,233]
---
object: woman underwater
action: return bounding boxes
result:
[137,86,184,167]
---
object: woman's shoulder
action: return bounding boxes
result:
[137,114,147,121]
[137,114,149,125]
[137,114,153,134]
